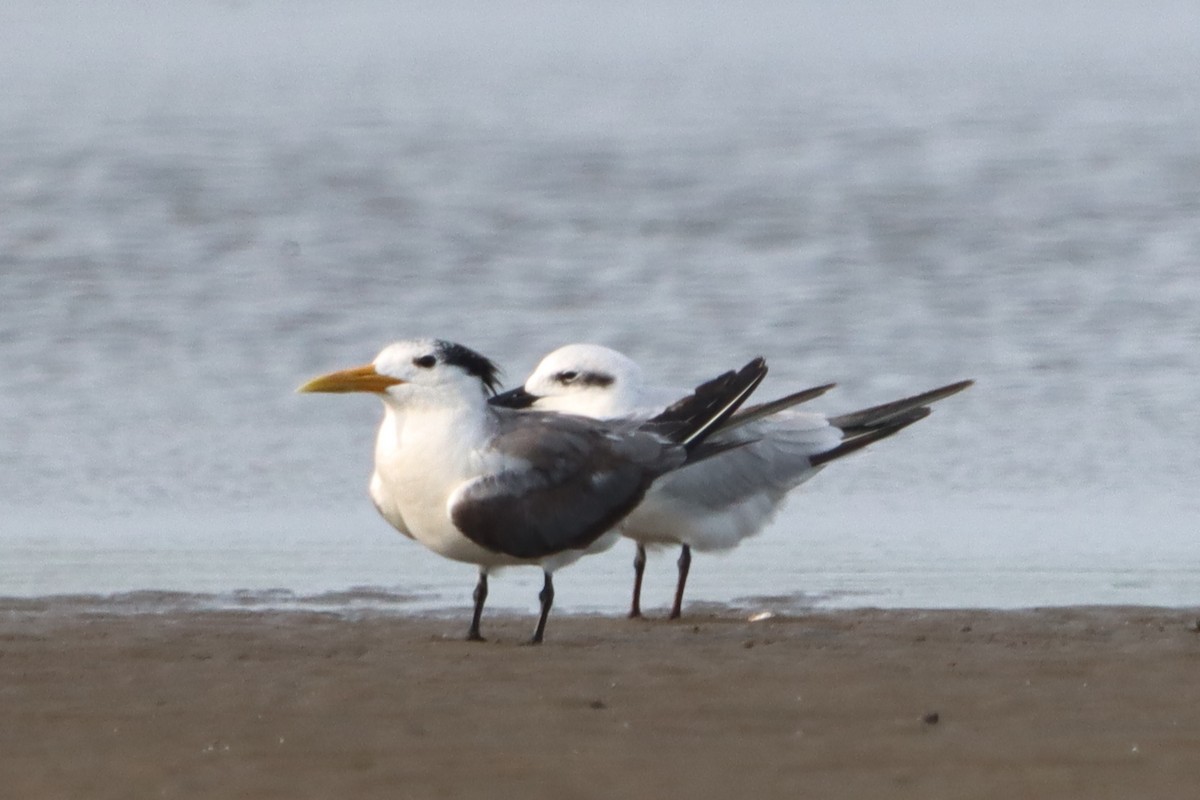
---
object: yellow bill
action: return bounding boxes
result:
[298,364,403,394]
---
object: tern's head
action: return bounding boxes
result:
[298,339,502,407]
[491,344,644,419]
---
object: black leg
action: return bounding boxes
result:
[466,571,488,642]
[629,544,647,619]
[669,544,691,620]
[530,571,555,644]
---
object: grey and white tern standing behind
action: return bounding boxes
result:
[299,339,767,643]
[491,344,973,619]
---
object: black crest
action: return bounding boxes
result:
[434,341,503,395]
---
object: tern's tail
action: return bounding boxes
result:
[646,357,768,452]
[811,379,974,467]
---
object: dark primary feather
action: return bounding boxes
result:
[667,378,968,468]
[827,380,973,433]
[449,411,684,559]
[719,382,836,433]
[646,357,768,450]
[810,379,972,466]
[810,407,931,467]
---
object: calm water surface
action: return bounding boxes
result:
[1,1,1198,614]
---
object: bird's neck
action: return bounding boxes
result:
[536,391,625,420]
[376,394,494,478]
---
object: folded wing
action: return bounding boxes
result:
[449,413,681,559]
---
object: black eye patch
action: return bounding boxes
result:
[413,354,437,369]
[555,370,613,388]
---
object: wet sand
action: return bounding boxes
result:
[2,602,1199,799]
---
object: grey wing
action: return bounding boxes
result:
[449,413,682,559]
[662,411,843,509]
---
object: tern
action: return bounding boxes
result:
[299,339,767,643]
[492,344,973,619]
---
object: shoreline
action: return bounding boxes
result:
[5,588,1200,617]
[4,603,1200,798]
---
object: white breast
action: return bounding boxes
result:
[371,404,525,568]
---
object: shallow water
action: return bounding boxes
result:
[2,0,1198,612]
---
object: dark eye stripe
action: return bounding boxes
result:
[556,370,613,388]
[413,355,437,368]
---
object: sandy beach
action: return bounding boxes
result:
[3,602,1199,799]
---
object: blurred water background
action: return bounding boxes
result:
[2,0,1198,615]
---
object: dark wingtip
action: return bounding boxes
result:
[828,378,973,432]
[722,381,838,432]
[811,406,931,467]
[937,379,975,397]
[647,356,768,450]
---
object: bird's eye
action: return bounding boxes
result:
[413,355,437,369]
[558,371,579,383]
